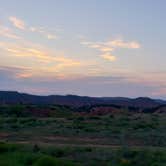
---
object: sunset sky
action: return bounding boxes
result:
[0,0,165,99]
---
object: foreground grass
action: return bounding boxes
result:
[0,142,166,166]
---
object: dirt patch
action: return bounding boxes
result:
[0,132,9,139]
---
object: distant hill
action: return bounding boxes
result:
[0,91,165,109]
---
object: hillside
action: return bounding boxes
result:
[0,91,165,109]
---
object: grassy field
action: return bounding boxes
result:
[0,105,166,165]
[0,142,166,166]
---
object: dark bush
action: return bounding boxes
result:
[33,144,40,153]
[0,143,9,153]
[33,156,75,166]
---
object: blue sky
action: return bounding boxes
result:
[0,0,165,98]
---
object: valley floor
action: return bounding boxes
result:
[0,111,166,165]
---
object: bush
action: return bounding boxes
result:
[0,143,17,153]
[54,149,65,157]
[84,147,92,152]
[76,117,85,121]
[119,158,131,166]
[33,156,75,166]
[10,105,25,117]
[89,116,101,120]
[33,144,40,153]
[0,143,9,153]
[6,118,18,123]
[46,148,66,157]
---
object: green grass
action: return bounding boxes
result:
[0,113,165,146]
[0,105,166,165]
[0,142,77,166]
[0,142,165,166]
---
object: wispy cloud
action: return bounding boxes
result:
[46,34,57,39]
[16,72,33,79]
[100,53,116,61]
[0,41,81,75]
[0,65,32,79]
[9,16,25,30]
[0,25,20,39]
[81,38,140,61]
[8,16,57,40]
[6,46,80,66]
[30,26,57,39]
[106,39,140,49]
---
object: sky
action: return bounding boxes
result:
[0,0,165,99]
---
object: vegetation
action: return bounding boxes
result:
[0,104,165,165]
[0,142,165,166]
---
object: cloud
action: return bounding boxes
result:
[8,16,57,40]
[47,34,57,39]
[5,44,80,66]
[0,25,20,39]
[0,41,82,76]
[81,38,140,61]
[125,72,166,89]
[0,66,165,98]
[6,46,52,62]
[9,16,25,30]
[16,72,33,79]
[100,53,116,61]
[0,65,32,79]
[106,39,140,49]
[30,26,57,40]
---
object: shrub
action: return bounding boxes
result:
[120,158,131,166]
[0,143,9,153]
[84,147,92,152]
[54,149,65,157]
[89,116,101,120]
[33,156,75,166]
[10,105,25,117]
[0,143,17,153]
[76,117,85,121]
[33,144,40,153]
[6,118,18,123]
